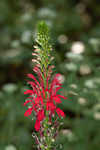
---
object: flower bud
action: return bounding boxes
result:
[52,138,55,142]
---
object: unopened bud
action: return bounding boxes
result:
[45,146,48,149]
[48,121,51,125]
[43,137,46,141]
[51,138,55,142]
[51,127,54,130]
[50,57,54,61]
[32,59,39,63]
[47,133,51,137]
[40,144,44,149]
[32,53,38,56]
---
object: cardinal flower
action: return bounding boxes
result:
[23,21,67,150]
[24,67,66,131]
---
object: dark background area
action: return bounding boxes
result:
[0,0,100,150]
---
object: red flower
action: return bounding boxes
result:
[37,109,45,121]
[35,119,40,131]
[46,102,56,112]
[24,66,66,131]
[56,108,65,118]
[24,107,33,117]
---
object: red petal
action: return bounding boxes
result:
[27,97,33,99]
[24,90,34,95]
[35,120,40,131]
[35,96,43,105]
[57,95,67,99]
[23,100,33,106]
[42,88,45,98]
[56,108,65,118]
[27,81,38,95]
[46,102,56,111]
[27,81,37,88]
[37,109,45,121]
[27,73,40,87]
[55,87,62,92]
[24,108,33,117]
[53,96,61,103]
[33,66,44,88]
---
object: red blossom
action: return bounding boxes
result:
[35,119,41,131]
[24,90,34,95]
[24,66,66,131]
[53,96,62,103]
[37,109,45,121]
[24,107,33,117]
[23,100,33,106]
[56,108,65,118]
[46,102,56,112]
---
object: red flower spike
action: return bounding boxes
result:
[23,22,67,137]
[24,66,66,132]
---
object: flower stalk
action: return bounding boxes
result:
[24,21,66,150]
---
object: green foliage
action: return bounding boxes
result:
[0,0,100,150]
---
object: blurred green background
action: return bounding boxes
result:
[0,0,100,150]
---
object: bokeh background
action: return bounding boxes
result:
[0,0,100,150]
